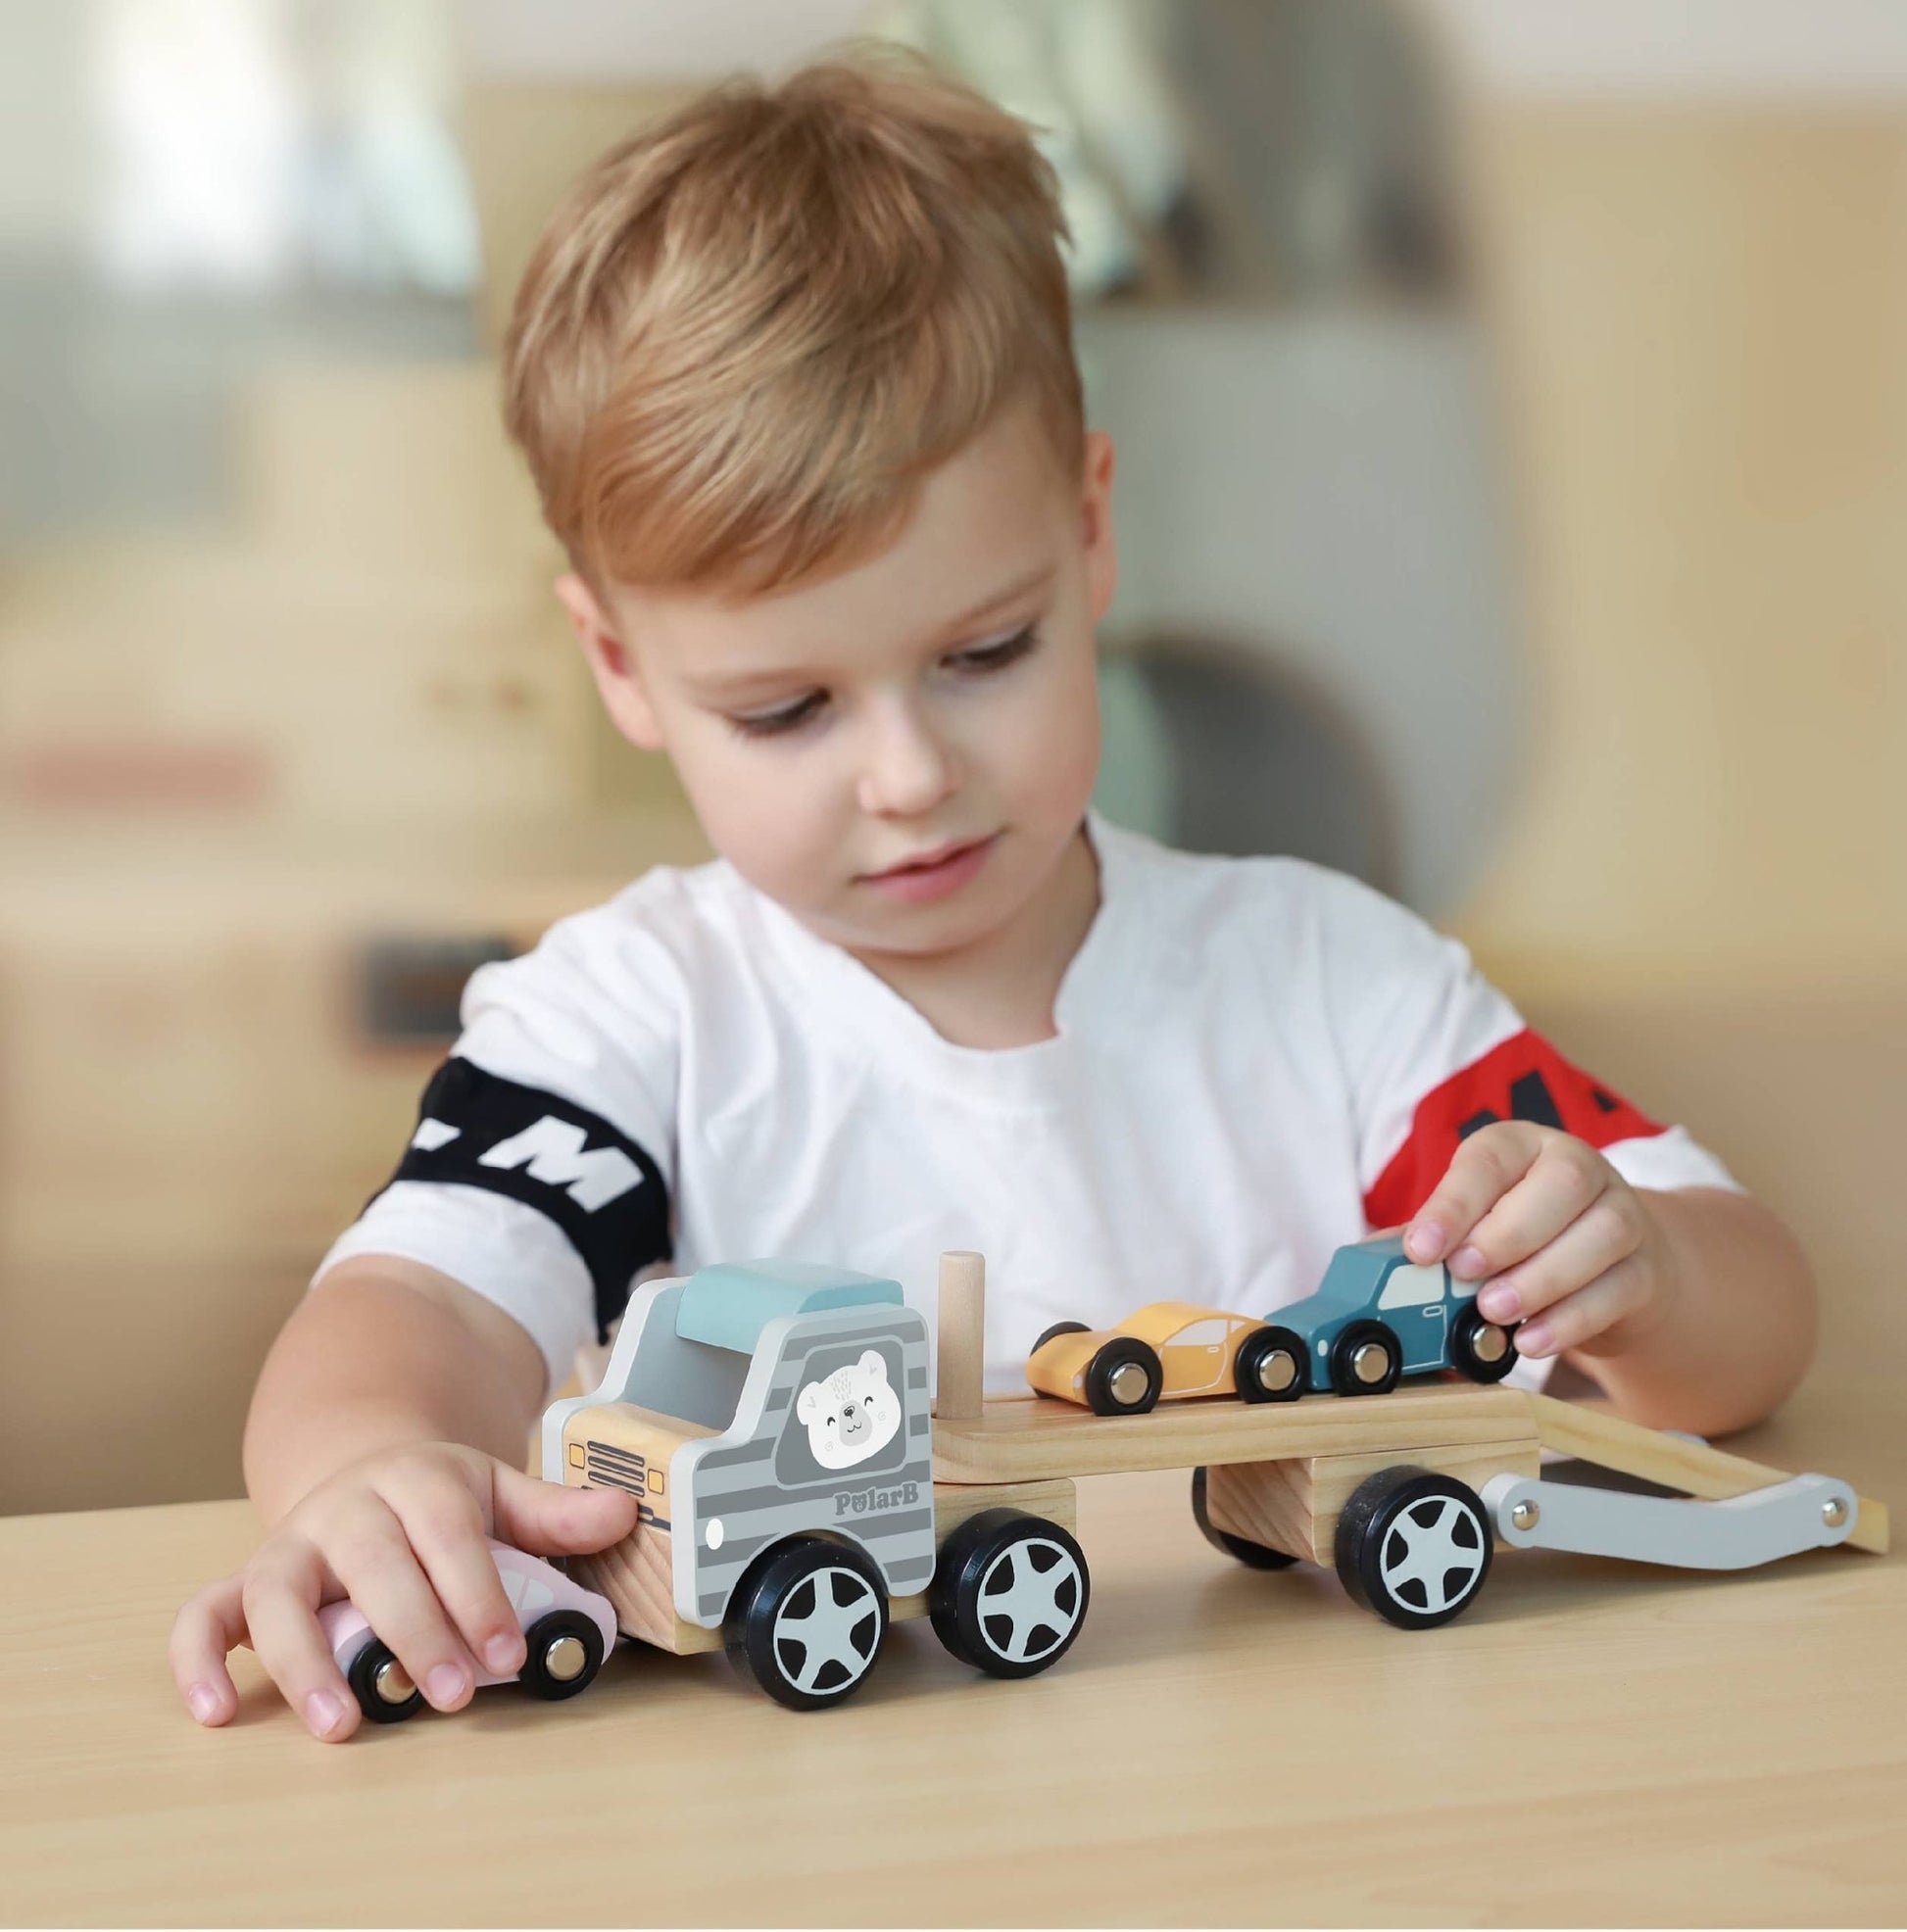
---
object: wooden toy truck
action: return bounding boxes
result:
[545,1251,1888,1708]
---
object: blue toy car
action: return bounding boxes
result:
[1256,1232,1520,1398]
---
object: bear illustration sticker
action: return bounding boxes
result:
[795,1349,903,1472]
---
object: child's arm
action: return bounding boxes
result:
[1585,1183,1817,1435]
[174,894,682,1742]
[242,1255,547,1525]
[169,1256,639,1743]
[1405,1122,1818,1437]
[1310,872,1809,1437]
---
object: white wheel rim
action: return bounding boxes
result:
[772,1566,881,1696]
[1378,1495,1488,1617]
[975,1536,1084,1665]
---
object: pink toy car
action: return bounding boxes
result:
[318,1538,619,1725]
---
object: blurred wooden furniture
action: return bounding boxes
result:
[0,833,702,1516]
[1454,100,1907,1000]
[2,1370,1900,1925]
[0,357,706,1516]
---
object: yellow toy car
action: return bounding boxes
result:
[1025,1302,1307,1416]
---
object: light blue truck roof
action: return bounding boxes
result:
[672,1259,905,1356]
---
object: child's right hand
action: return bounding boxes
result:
[170,1441,640,1742]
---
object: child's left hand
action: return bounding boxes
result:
[1403,1121,1678,1360]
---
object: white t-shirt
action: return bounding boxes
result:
[317,813,1739,1398]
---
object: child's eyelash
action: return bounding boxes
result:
[721,623,1040,740]
[949,622,1039,673]
[725,692,825,739]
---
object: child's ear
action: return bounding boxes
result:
[1080,429,1118,625]
[556,572,664,751]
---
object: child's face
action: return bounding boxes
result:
[560,403,1117,963]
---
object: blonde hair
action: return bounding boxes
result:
[502,46,1083,595]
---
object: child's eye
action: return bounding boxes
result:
[724,691,826,739]
[946,623,1038,674]
[720,624,1036,739]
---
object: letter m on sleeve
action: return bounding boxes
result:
[478,1117,642,1211]
[381,1055,671,1342]
[1362,1028,1665,1231]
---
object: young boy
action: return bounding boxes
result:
[171,50,1814,1743]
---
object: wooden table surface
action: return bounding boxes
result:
[4,1374,1905,1928]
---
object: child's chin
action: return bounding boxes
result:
[839,898,995,957]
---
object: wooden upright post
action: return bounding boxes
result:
[933,1250,986,1421]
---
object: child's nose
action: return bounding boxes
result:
[855,700,960,818]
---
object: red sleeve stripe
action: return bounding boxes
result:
[1361,1027,1665,1231]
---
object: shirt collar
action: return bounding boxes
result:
[737,810,1146,1102]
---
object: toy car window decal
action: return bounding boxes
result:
[1173,1319,1229,1348]
[370,1054,671,1343]
[1377,1263,1444,1310]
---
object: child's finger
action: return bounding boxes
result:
[1443,1135,1611,1282]
[1475,1194,1641,1327]
[239,1546,363,1743]
[491,1462,642,1559]
[383,1470,528,1680]
[324,1518,482,1717]
[171,1573,250,1727]
[1511,1253,1651,1358]
[1405,1121,1546,1264]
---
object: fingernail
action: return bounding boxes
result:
[1517,1322,1552,1356]
[187,1681,221,1724]
[306,1689,346,1736]
[1481,1285,1520,1321]
[485,1633,521,1674]
[426,1664,467,1707]
[1450,1245,1488,1278]
[1406,1222,1443,1261]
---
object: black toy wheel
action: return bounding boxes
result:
[1190,1466,1299,1570]
[1334,1465,1493,1629]
[1083,1336,1163,1415]
[726,1536,887,1711]
[1450,1303,1519,1383]
[1234,1324,1307,1403]
[346,1638,424,1724]
[931,1508,1090,1678]
[1329,1319,1401,1397]
[1030,1320,1091,1358]
[518,1610,606,1701]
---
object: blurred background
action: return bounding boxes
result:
[3,0,1903,1513]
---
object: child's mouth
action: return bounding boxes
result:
[860,834,998,903]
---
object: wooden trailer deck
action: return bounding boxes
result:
[931,1381,1530,1482]
[931,1380,1889,1555]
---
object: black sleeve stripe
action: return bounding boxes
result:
[372,1056,672,1345]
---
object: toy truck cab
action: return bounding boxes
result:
[543,1259,940,1707]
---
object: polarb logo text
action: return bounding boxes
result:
[834,1480,921,1517]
